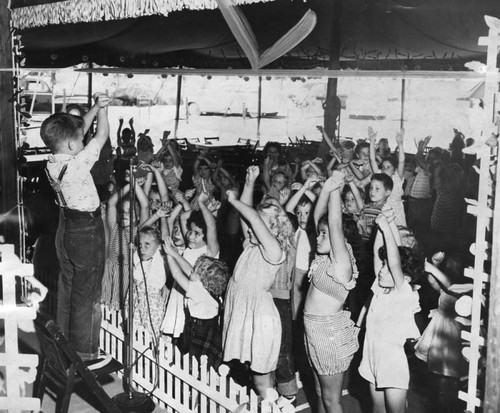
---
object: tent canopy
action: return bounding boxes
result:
[10,0,500,70]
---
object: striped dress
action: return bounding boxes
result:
[101,223,136,310]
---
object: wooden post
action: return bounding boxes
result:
[257,75,262,142]
[0,3,18,246]
[318,0,342,158]
[400,79,406,130]
[174,75,182,138]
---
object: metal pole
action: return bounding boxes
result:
[257,76,262,142]
[174,75,182,138]
[400,78,406,130]
[125,158,137,397]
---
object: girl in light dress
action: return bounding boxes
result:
[131,226,168,335]
[358,208,424,413]
[101,182,149,311]
[369,127,407,226]
[414,252,468,413]
[222,165,295,397]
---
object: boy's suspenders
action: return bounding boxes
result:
[45,164,69,208]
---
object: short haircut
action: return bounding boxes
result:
[263,141,282,156]
[382,156,398,170]
[187,210,207,242]
[138,226,161,244]
[355,141,370,157]
[192,255,230,297]
[371,173,393,191]
[40,113,84,151]
[378,245,424,284]
[341,185,364,203]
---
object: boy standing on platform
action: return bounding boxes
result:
[41,93,111,366]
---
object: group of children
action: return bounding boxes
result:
[41,93,473,413]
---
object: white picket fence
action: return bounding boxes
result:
[0,244,48,413]
[100,306,281,413]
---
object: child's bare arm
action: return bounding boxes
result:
[285,176,318,213]
[356,293,373,327]
[117,117,123,144]
[133,181,150,225]
[396,129,406,178]
[129,118,135,142]
[346,176,365,210]
[163,237,191,292]
[107,184,130,229]
[313,177,331,229]
[227,189,282,262]
[87,94,110,150]
[424,259,451,292]
[167,203,183,236]
[198,192,220,257]
[167,142,182,168]
[348,160,367,180]
[327,173,353,282]
[376,214,405,289]
[149,162,169,202]
[368,127,381,173]
[174,191,192,239]
[237,165,258,237]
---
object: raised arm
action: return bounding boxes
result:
[285,176,318,213]
[86,94,110,150]
[133,180,150,225]
[424,259,451,293]
[376,214,405,289]
[128,118,135,143]
[345,173,365,211]
[163,237,192,292]
[415,135,431,171]
[348,159,368,180]
[313,177,332,229]
[117,117,124,145]
[368,127,381,173]
[198,191,220,257]
[227,189,282,262]
[107,184,130,229]
[237,165,258,236]
[395,129,405,178]
[317,125,337,156]
[148,161,169,202]
[327,172,353,283]
[167,142,181,168]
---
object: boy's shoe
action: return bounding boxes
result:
[84,350,113,371]
[276,395,296,412]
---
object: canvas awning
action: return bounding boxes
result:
[9,0,500,70]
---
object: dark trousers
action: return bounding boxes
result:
[273,297,298,397]
[55,209,105,360]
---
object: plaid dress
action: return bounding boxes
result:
[181,303,223,371]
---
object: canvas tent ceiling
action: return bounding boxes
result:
[10,0,500,70]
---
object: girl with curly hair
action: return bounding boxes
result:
[358,209,424,413]
[163,242,229,370]
[222,165,295,397]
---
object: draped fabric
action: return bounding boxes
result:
[11,0,275,30]
[216,0,316,69]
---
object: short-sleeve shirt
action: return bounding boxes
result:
[185,280,219,319]
[46,139,100,211]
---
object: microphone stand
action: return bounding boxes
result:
[113,157,155,412]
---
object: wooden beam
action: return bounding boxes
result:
[74,66,491,80]
[0,3,18,235]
